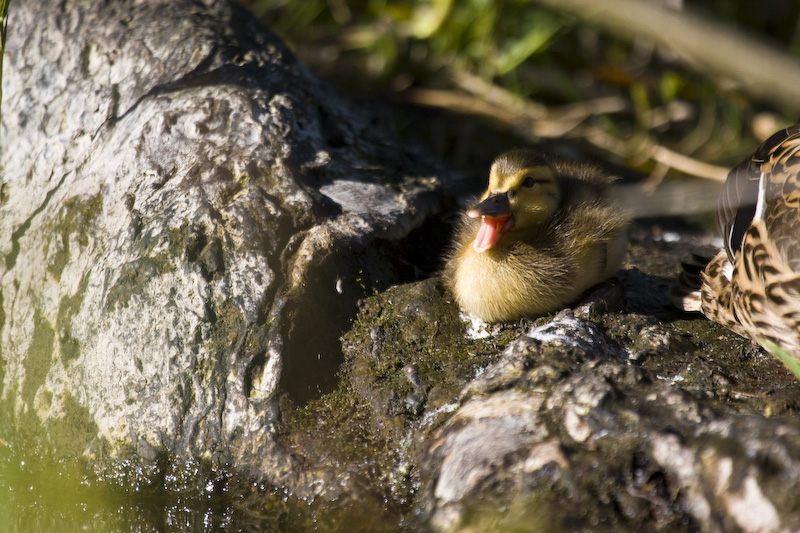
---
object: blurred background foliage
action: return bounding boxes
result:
[0,0,10,119]
[239,0,800,198]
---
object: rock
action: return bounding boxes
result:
[0,0,438,484]
[307,224,800,531]
[411,226,800,532]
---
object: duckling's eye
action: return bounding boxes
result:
[522,176,537,188]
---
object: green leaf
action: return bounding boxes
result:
[760,338,800,381]
[407,0,454,39]
[495,13,561,76]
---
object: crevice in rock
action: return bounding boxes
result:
[277,253,367,406]
[277,207,446,407]
[5,170,69,270]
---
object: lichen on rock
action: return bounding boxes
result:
[0,0,439,484]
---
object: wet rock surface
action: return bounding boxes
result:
[306,223,800,531]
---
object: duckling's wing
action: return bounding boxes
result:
[717,125,800,264]
[559,200,629,245]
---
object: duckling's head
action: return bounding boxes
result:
[468,149,561,253]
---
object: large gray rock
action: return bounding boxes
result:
[0,0,438,481]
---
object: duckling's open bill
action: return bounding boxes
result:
[472,214,514,253]
[469,194,515,253]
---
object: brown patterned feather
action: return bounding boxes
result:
[716,125,800,263]
[690,125,800,364]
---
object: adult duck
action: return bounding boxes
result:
[673,125,800,371]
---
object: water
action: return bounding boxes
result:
[0,439,411,532]
[0,442,279,532]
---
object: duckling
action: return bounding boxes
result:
[444,149,630,322]
[672,125,800,368]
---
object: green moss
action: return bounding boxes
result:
[168,223,194,260]
[6,172,67,270]
[341,277,520,424]
[212,166,250,207]
[46,392,100,456]
[282,386,415,526]
[45,233,69,280]
[0,384,17,444]
[45,193,104,281]
[282,277,526,524]
[57,274,90,365]
[104,253,176,311]
[168,223,226,282]
[22,310,55,408]
[105,219,219,312]
[279,244,398,404]
[59,335,81,366]
[205,299,245,356]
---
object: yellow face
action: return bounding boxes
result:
[484,156,561,231]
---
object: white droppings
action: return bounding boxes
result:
[656,373,686,384]
[461,311,492,340]
[420,402,459,429]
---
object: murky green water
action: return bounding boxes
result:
[0,443,274,532]
[0,447,134,531]
[0,439,411,532]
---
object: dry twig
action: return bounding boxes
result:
[400,77,730,182]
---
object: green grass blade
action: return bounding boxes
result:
[760,338,800,381]
[495,13,562,76]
